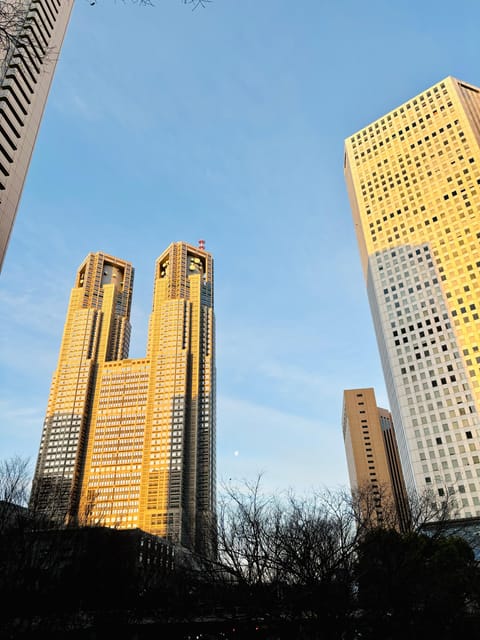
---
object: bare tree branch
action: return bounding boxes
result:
[183,0,212,9]
[0,455,30,506]
[85,0,212,9]
[0,455,31,532]
[0,0,29,53]
[0,0,213,71]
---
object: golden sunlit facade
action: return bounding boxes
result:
[342,388,409,529]
[31,242,216,554]
[345,77,480,519]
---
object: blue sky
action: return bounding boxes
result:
[1,0,480,496]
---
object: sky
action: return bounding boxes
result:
[1,0,480,497]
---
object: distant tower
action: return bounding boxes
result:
[31,242,217,555]
[30,252,134,523]
[342,388,409,530]
[345,76,480,520]
[0,0,73,272]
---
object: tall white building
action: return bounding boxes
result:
[345,77,480,519]
[0,0,73,272]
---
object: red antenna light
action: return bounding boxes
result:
[198,239,205,250]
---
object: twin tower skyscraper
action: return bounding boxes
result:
[30,242,216,555]
[4,0,218,555]
[2,0,219,555]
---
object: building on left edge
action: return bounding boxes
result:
[0,0,74,272]
[30,241,217,556]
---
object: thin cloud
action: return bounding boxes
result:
[217,394,348,494]
[0,399,43,462]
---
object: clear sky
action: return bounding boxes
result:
[1,0,480,496]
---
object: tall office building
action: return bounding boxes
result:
[342,388,409,529]
[0,0,73,272]
[31,242,216,554]
[345,76,480,520]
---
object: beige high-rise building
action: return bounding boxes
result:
[0,0,73,272]
[31,242,216,555]
[342,388,409,529]
[345,76,480,520]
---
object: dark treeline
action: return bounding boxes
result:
[1,460,480,638]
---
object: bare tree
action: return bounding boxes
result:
[216,475,276,587]
[215,478,379,590]
[214,478,359,636]
[271,489,357,587]
[347,479,463,539]
[0,454,30,505]
[405,485,460,533]
[349,481,405,534]
[0,0,28,53]
[0,455,31,533]
[214,476,478,638]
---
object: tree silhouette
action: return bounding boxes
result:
[356,528,479,639]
